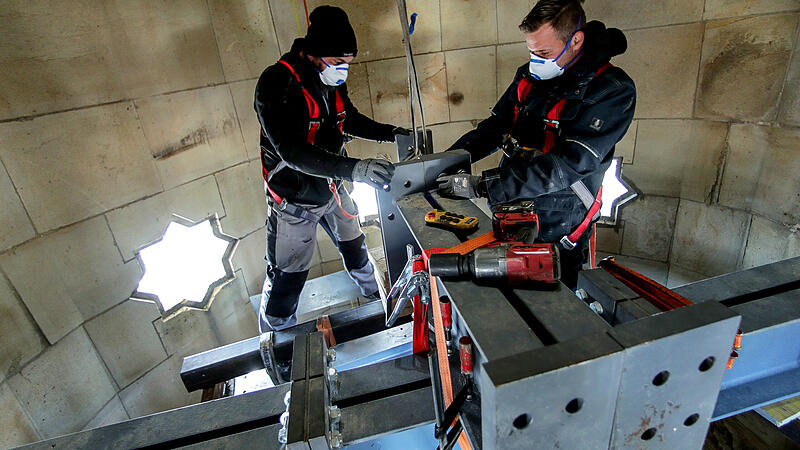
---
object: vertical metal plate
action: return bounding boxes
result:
[609,302,740,449]
[376,151,470,283]
[480,333,624,450]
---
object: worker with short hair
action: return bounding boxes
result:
[438,0,636,289]
[254,6,408,331]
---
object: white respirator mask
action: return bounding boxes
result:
[318,59,349,86]
[528,19,583,81]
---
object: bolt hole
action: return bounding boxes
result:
[652,370,670,386]
[403,180,411,188]
[641,427,657,441]
[565,398,583,414]
[387,213,395,221]
[512,413,531,430]
[684,413,700,427]
[699,356,715,372]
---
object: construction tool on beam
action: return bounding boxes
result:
[598,256,743,369]
[428,202,561,286]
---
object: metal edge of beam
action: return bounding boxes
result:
[339,386,436,446]
[15,384,291,450]
[334,353,430,402]
[180,301,398,392]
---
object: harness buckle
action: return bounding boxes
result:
[501,135,537,159]
[543,118,560,129]
[559,235,577,250]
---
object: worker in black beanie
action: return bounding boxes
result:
[253,6,410,333]
[305,5,358,58]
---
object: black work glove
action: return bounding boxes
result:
[352,158,395,189]
[437,174,485,199]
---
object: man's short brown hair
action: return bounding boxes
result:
[519,0,586,43]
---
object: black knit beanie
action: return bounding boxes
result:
[304,6,358,58]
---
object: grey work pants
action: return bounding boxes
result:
[259,184,379,332]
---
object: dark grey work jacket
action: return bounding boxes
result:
[450,21,636,244]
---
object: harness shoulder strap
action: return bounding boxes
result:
[334,89,346,134]
[513,78,534,124]
[277,60,321,144]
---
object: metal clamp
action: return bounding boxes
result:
[259,331,285,385]
[386,246,431,327]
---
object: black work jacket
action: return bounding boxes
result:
[255,39,395,206]
[451,22,636,244]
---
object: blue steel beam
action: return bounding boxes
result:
[671,257,800,421]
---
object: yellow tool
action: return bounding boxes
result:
[424,209,479,231]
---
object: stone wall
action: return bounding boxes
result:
[0,0,798,446]
[586,1,800,286]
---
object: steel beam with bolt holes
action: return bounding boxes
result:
[180,300,409,392]
[387,189,756,449]
[376,150,471,285]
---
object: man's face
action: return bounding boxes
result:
[310,55,354,71]
[525,22,583,67]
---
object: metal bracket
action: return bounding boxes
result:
[259,331,285,385]
[386,247,430,327]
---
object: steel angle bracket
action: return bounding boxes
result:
[479,332,624,450]
[377,150,471,284]
[608,301,740,449]
[260,331,285,385]
[386,252,430,327]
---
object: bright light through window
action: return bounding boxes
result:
[599,157,636,224]
[349,181,379,219]
[134,216,237,317]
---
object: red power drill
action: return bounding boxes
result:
[429,202,560,285]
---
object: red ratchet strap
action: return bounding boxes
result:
[599,257,693,311]
[411,257,430,354]
[315,315,336,347]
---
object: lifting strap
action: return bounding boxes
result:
[512,63,612,249]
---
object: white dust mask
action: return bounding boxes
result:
[528,19,583,80]
[319,60,349,86]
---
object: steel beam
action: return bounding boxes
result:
[180,300,407,392]
[334,354,430,403]
[339,386,436,446]
[16,384,290,450]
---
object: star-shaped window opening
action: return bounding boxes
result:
[598,157,637,225]
[131,215,238,320]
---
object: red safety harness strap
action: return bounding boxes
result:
[513,78,533,124]
[262,60,350,218]
[328,182,358,220]
[559,186,602,250]
[512,63,613,249]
